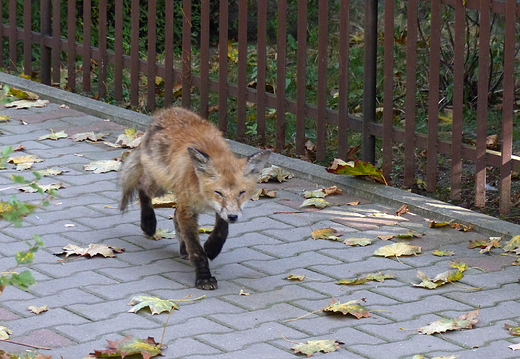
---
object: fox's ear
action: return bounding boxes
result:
[243,150,271,177]
[187,147,216,176]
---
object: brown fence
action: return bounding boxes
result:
[1,0,519,214]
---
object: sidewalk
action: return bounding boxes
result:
[0,79,519,358]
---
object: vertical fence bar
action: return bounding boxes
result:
[130,0,139,107]
[52,0,60,85]
[98,0,107,98]
[475,0,490,207]
[147,0,157,111]
[23,0,31,75]
[382,0,394,178]
[403,0,417,187]
[338,0,350,160]
[500,0,515,214]
[0,0,3,68]
[426,0,441,192]
[9,0,17,71]
[236,0,248,140]
[362,0,377,164]
[295,0,307,156]
[199,0,210,117]
[218,0,229,133]
[256,0,267,145]
[40,0,52,85]
[316,0,328,161]
[114,0,123,101]
[276,0,287,152]
[83,0,91,92]
[164,0,174,108]
[181,0,191,109]
[451,0,465,200]
[67,0,76,91]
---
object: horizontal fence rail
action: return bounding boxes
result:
[1,0,519,214]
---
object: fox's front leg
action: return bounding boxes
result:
[139,190,157,236]
[204,214,229,260]
[175,206,217,290]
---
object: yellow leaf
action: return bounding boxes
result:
[374,242,422,257]
[311,228,343,241]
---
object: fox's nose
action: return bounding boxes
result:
[228,214,238,222]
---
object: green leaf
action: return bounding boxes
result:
[128,295,178,315]
[300,198,332,209]
[90,335,162,359]
[432,249,455,257]
[326,158,387,184]
[38,130,68,141]
[322,298,371,319]
[10,270,36,290]
[417,308,480,334]
[503,235,520,254]
[15,250,34,265]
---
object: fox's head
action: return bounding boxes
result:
[188,147,271,222]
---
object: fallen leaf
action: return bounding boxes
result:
[90,335,162,359]
[336,272,394,285]
[344,237,374,246]
[412,269,464,289]
[71,131,111,142]
[258,165,294,183]
[115,127,144,148]
[374,242,422,258]
[287,274,306,282]
[251,188,277,200]
[322,298,371,319]
[449,261,468,272]
[18,182,65,193]
[128,295,178,315]
[323,186,343,196]
[239,289,250,296]
[468,239,493,249]
[0,326,12,340]
[5,99,50,109]
[505,322,520,335]
[55,243,125,258]
[8,87,39,100]
[504,235,520,254]
[84,160,122,173]
[378,235,394,241]
[480,237,502,254]
[429,220,454,228]
[432,249,455,257]
[291,339,343,357]
[509,343,520,351]
[8,154,44,170]
[396,230,422,238]
[153,228,175,240]
[346,201,361,206]
[37,168,67,176]
[28,305,49,314]
[13,144,24,151]
[0,115,9,122]
[451,222,473,231]
[152,193,177,208]
[326,158,387,184]
[311,228,343,241]
[38,130,68,141]
[198,227,214,233]
[417,308,480,334]
[302,189,327,199]
[396,204,409,216]
[300,198,332,209]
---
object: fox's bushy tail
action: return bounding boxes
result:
[119,148,143,212]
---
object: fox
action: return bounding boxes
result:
[119,107,270,290]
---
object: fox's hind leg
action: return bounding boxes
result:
[139,190,157,236]
[204,214,229,260]
[173,211,188,259]
[175,206,217,290]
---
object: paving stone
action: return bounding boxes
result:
[231,216,294,237]
[0,307,20,320]
[6,308,89,336]
[185,343,292,359]
[446,283,520,308]
[162,337,223,357]
[0,328,74,353]
[29,271,117,296]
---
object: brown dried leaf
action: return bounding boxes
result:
[396,204,409,216]
[322,298,371,319]
[28,305,49,314]
[311,228,343,241]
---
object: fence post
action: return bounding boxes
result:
[362,0,377,164]
[40,0,51,85]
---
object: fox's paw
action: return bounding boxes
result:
[141,217,157,237]
[195,276,218,290]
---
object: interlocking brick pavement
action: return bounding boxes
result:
[0,86,520,359]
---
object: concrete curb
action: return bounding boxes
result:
[1,71,518,238]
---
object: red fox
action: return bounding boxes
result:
[119,107,270,290]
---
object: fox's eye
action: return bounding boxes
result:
[215,191,224,197]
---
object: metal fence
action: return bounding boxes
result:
[1,0,519,214]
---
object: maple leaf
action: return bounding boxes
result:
[18,183,65,193]
[344,237,374,246]
[128,295,178,315]
[322,298,371,319]
[412,270,464,289]
[251,188,277,200]
[258,165,294,183]
[38,130,68,141]
[336,272,394,285]
[429,220,454,228]
[432,249,455,257]
[479,237,502,254]
[5,99,50,109]
[373,242,422,258]
[37,168,67,176]
[84,160,122,173]
[291,339,343,357]
[503,235,520,254]
[152,193,177,208]
[90,335,162,359]
[505,322,520,335]
[311,228,343,241]
[153,228,175,240]
[468,239,492,249]
[417,308,480,334]
[55,244,125,258]
[326,158,387,184]
[8,154,44,170]
[303,189,327,199]
[71,131,111,142]
[28,305,49,314]
[449,261,468,272]
[0,326,12,340]
[287,274,306,281]
[300,198,332,209]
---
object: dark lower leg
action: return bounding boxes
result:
[204,214,229,260]
[139,190,156,236]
